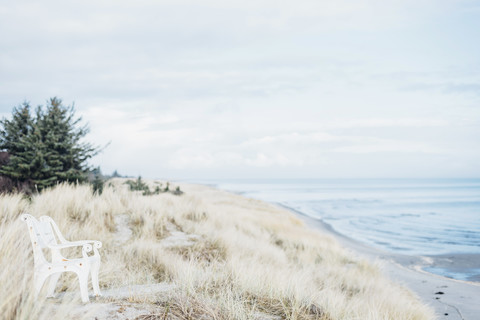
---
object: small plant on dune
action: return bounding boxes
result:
[125,176,153,195]
[90,166,104,195]
[110,169,122,178]
[164,182,183,195]
[125,178,183,196]
[173,186,183,195]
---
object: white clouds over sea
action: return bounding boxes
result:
[1,0,479,178]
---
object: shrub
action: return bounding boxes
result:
[125,178,183,196]
[125,176,153,196]
[90,167,104,195]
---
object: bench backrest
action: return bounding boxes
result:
[21,214,58,264]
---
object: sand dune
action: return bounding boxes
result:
[0,180,435,319]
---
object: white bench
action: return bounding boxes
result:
[20,214,102,303]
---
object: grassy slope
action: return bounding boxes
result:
[0,179,435,320]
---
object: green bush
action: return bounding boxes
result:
[90,167,104,195]
[125,176,156,196]
[125,178,183,196]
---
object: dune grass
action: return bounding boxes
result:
[0,179,435,319]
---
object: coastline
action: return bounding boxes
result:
[285,204,480,320]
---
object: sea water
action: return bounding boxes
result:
[197,179,480,256]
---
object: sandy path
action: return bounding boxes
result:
[65,213,178,319]
[113,213,133,245]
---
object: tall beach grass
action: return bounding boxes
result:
[0,179,435,319]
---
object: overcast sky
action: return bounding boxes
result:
[1,1,479,179]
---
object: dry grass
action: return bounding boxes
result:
[0,179,435,320]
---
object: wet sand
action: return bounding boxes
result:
[288,206,480,320]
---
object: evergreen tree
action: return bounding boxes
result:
[35,98,98,183]
[0,98,99,192]
[111,170,121,178]
[0,102,33,153]
[0,103,42,186]
[91,166,104,195]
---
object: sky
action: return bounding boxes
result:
[1,0,479,180]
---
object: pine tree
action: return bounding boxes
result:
[0,98,99,192]
[111,170,121,178]
[0,103,40,185]
[35,98,98,184]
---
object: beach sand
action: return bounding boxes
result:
[291,208,480,320]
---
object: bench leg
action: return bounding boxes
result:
[77,271,90,303]
[91,260,102,296]
[34,272,50,297]
[45,273,61,297]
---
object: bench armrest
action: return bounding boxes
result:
[47,240,102,258]
[61,240,102,249]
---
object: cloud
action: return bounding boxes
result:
[241,131,443,156]
[240,132,338,147]
[326,118,450,129]
[1,0,479,178]
[332,140,442,154]
[128,127,446,172]
[401,82,480,97]
[443,83,480,95]
[375,66,480,99]
[244,153,304,167]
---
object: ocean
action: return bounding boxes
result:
[195,179,480,280]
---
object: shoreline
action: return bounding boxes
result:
[283,204,480,320]
[280,203,480,282]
